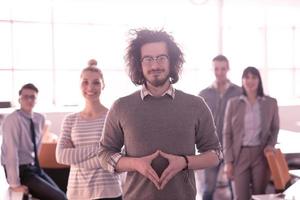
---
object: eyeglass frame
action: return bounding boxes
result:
[141,54,169,66]
[20,94,37,101]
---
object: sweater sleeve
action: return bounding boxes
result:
[55,114,99,165]
[99,100,124,173]
[195,97,222,160]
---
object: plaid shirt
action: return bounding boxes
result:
[140,84,175,100]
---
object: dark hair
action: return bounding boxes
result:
[19,83,38,95]
[242,66,264,97]
[125,28,184,85]
[81,59,105,89]
[212,54,229,67]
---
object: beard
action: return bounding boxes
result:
[145,70,170,87]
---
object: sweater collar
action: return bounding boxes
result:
[140,84,175,100]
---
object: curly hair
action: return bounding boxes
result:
[125,28,184,85]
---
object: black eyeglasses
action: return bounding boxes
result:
[21,95,36,101]
[141,55,169,66]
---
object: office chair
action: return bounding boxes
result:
[39,143,68,169]
[38,143,70,192]
[0,101,11,108]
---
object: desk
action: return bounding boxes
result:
[276,129,300,169]
[276,129,300,155]
[289,169,300,177]
[252,193,285,200]
[283,179,300,199]
[252,181,300,199]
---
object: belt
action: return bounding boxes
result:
[19,163,36,169]
[241,145,260,148]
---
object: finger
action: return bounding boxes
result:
[148,150,160,160]
[160,170,176,190]
[147,167,160,183]
[24,188,29,194]
[146,169,161,190]
[160,166,172,183]
[159,150,170,159]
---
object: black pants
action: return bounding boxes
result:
[5,165,67,200]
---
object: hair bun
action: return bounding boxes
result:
[88,59,97,67]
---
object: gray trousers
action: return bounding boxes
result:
[233,146,270,200]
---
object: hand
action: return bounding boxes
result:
[224,163,234,180]
[159,150,187,190]
[264,145,275,154]
[10,185,29,194]
[133,150,161,189]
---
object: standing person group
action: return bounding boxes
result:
[199,55,241,200]
[56,60,122,200]
[1,28,280,200]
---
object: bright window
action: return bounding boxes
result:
[0,0,300,109]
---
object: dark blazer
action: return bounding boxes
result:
[223,95,280,164]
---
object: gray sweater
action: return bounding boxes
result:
[100,89,221,200]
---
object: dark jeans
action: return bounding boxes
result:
[5,164,67,200]
[202,162,233,200]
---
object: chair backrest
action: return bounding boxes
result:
[0,101,11,108]
[264,148,291,191]
[38,143,69,169]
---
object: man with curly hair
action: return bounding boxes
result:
[99,28,222,200]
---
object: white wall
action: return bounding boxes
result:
[279,105,300,132]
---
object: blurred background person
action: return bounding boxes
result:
[1,83,66,200]
[199,55,241,200]
[223,66,279,200]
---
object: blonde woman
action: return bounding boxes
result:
[56,60,122,200]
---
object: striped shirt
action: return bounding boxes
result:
[56,113,122,200]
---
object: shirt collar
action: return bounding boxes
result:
[211,79,231,90]
[240,95,265,102]
[18,109,34,119]
[140,84,175,100]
